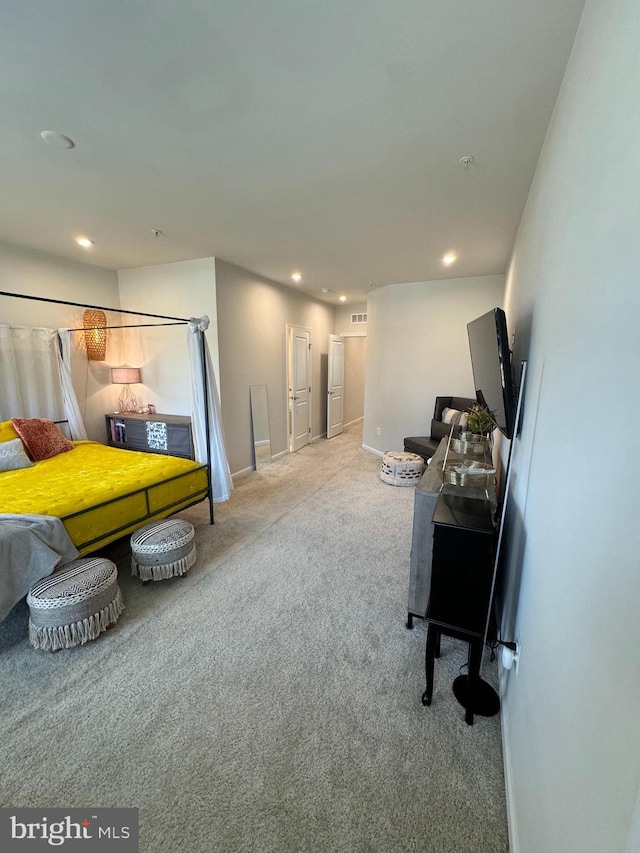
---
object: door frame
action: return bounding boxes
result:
[286,324,312,452]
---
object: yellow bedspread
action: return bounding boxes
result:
[0,441,208,554]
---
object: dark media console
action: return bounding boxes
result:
[407,438,499,725]
[422,492,498,725]
[407,440,496,627]
[409,307,523,725]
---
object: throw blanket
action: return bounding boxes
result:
[0,514,79,621]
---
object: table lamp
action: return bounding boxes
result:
[111,366,142,413]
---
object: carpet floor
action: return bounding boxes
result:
[0,425,508,852]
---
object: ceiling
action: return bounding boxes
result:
[0,0,585,305]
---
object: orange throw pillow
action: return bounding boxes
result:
[11,418,74,462]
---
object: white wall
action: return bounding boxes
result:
[335,302,367,337]
[0,240,120,439]
[499,2,640,851]
[117,258,219,418]
[363,276,505,454]
[215,260,336,476]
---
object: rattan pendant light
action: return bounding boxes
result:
[83,309,107,361]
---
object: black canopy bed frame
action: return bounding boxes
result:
[0,289,217,534]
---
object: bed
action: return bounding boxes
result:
[0,419,209,556]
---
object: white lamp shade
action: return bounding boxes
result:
[111,366,141,385]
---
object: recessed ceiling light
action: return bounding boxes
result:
[339,295,347,302]
[291,272,302,283]
[321,288,330,294]
[442,252,457,266]
[76,237,94,248]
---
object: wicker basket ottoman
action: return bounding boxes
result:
[27,557,124,651]
[131,518,196,582]
[380,451,425,487]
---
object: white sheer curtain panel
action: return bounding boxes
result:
[56,329,88,440]
[187,317,233,502]
[0,326,64,421]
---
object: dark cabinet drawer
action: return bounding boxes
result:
[167,424,192,459]
[125,419,147,450]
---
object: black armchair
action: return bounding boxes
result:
[404,396,477,461]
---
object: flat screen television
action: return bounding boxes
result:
[467,308,516,439]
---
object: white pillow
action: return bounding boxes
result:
[0,437,34,472]
[441,407,469,429]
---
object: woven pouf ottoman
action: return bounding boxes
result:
[27,557,124,651]
[130,518,196,582]
[380,451,425,486]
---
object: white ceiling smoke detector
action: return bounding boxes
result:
[40,131,75,149]
[459,155,474,168]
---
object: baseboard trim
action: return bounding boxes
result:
[500,670,520,853]
[232,465,254,482]
[311,432,327,443]
[344,417,364,428]
[362,443,384,457]
[271,449,289,461]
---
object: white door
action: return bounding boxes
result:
[327,334,344,439]
[290,327,311,452]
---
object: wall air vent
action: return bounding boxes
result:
[351,313,367,324]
